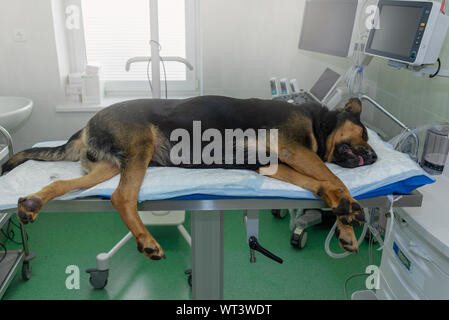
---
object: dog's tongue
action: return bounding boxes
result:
[358,156,364,166]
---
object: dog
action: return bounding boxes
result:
[2,96,377,259]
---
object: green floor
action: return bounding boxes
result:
[2,210,380,300]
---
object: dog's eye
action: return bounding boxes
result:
[362,131,368,141]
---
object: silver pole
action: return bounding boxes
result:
[149,0,161,99]
[191,210,224,300]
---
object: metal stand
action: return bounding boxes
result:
[0,125,35,298]
[191,210,224,300]
[9,190,422,300]
[359,95,419,161]
[86,211,190,289]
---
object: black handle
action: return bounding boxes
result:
[248,236,283,264]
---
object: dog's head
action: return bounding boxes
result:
[326,98,377,168]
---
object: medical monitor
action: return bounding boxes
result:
[309,68,342,103]
[298,0,359,57]
[365,1,449,66]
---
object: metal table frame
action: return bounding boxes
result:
[3,191,422,299]
[0,125,33,298]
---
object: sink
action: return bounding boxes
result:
[0,97,33,132]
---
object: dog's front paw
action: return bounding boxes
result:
[333,197,365,227]
[17,196,43,224]
[136,235,166,261]
[335,220,358,253]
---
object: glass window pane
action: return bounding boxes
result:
[81,0,186,82]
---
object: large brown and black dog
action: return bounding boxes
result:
[2,96,377,259]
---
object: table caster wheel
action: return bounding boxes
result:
[291,229,307,249]
[271,209,288,219]
[22,261,32,281]
[86,268,109,289]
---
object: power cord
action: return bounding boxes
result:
[344,272,370,300]
[343,209,378,300]
[160,56,168,99]
[147,40,169,99]
[0,217,30,265]
[1,218,29,245]
[429,58,441,78]
[0,241,6,264]
[343,0,370,95]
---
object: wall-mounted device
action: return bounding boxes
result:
[308,68,342,104]
[272,68,342,108]
[279,78,290,95]
[290,79,300,93]
[269,77,280,97]
[298,0,360,58]
[421,124,449,175]
[365,0,449,66]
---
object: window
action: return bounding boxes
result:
[68,0,199,96]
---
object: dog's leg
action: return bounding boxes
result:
[17,161,119,224]
[110,149,165,261]
[260,163,359,252]
[278,145,364,224]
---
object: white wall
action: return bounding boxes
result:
[200,0,352,98]
[200,0,379,126]
[0,0,93,151]
[0,0,375,152]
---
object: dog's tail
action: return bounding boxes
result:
[1,129,85,175]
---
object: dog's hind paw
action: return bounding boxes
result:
[136,236,166,261]
[17,196,43,224]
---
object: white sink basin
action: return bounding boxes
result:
[0,97,33,132]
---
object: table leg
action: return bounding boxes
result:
[191,210,224,300]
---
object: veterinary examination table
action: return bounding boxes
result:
[0,128,433,299]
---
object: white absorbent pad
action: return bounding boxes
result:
[0,129,433,210]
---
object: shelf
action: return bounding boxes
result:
[0,212,12,230]
[0,250,24,298]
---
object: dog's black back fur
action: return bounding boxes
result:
[2,96,368,174]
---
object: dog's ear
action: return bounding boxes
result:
[343,98,362,116]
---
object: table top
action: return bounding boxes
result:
[0,189,421,214]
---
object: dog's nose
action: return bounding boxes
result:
[367,151,377,163]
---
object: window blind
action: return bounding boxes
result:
[81,0,187,81]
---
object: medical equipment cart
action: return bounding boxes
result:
[0,125,35,298]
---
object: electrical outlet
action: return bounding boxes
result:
[13,28,27,42]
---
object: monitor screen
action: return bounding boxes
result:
[310,68,341,102]
[370,6,423,57]
[365,0,433,63]
[298,0,359,57]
